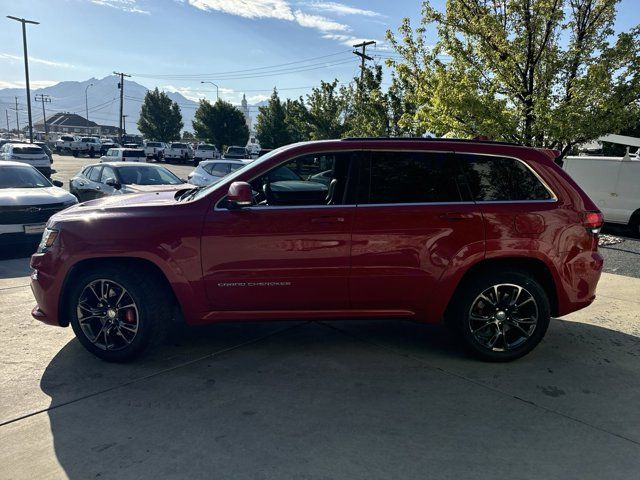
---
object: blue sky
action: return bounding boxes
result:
[1,0,638,105]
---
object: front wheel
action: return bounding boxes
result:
[67,266,172,362]
[446,271,550,362]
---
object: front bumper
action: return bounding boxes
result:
[30,252,67,327]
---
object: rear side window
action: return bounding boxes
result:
[203,163,230,176]
[458,154,552,201]
[365,151,464,204]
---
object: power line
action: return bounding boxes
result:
[130,49,352,79]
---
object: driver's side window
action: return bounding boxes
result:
[250,152,352,207]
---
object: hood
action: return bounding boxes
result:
[0,186,76,207]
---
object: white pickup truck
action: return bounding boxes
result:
[164,142,193,163]
[71,137,102,158]
[143,141,165,160]
[55,135,78,154]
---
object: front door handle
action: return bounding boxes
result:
[78,181,85,186]
[439,212,474,221]
[311,216,345,224]
[95,186,101,190]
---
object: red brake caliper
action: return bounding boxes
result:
[125,309,136,323]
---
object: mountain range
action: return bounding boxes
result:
[0,75,264,135]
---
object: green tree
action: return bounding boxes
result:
[306,80,346,140]
[137,88,183,142]
[255,88,292,148]
[284,98,311,143]
[192,99,249,150]
[387,0,640,156]
[344,65,391,137]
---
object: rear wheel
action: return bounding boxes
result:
[446,271,550,362]
[628,211,640,238]
[67,266,172,362]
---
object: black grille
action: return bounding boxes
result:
[0,203,67,225]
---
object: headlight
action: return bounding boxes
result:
[37,228,59,253]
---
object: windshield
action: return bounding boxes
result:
[117,165,183,185]
[146,142,162,147]
[198,145,215,150]
[0,165,51,188]
[190,145,287,201]
[13,146,44,155]
[172,143,187,148]
[123,150,146,157]
[226,147,246,155]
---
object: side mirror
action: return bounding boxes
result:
[105,178,121,190]
[52,179,63,187]
[227,181,252,209]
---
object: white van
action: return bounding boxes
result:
[564,154,640,234]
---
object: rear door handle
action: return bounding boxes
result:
[439,212,474,221]
[311,216,345,224]
[78,181,85,186]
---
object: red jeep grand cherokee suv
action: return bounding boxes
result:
[30,138,604,362]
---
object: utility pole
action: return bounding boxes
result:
[7,16,39,143]
[85,83,94,124]
[5,110,9,134]
[353,40,376,83]
[14,97,20,133]
[122,115,128,137]
[113,71,131,144]
[35,93,51,140]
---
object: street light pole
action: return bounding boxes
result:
[200,81,219,101]
[7,15,39,143]
[85,83,94,125]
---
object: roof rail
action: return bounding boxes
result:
[341,137,523,147]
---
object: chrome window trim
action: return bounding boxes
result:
[212,148,558,211]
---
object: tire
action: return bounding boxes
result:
[89,147,95,158]
[629,211,640,238]
[72,150,79,157]
[446,270,550,362]
[67,265,172,362]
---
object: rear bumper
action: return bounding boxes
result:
[556,250,604,317]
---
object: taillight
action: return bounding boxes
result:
[583,211,603,234]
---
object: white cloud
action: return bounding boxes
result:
[247,94,270,103]
[187,0,349,34]
[293,10,348,32]
[0,53,75,69]
[0,80,58,89]
[302,1,381,17]
[91,0,150,15]
[322,33,382,48]
[188,0,294,20]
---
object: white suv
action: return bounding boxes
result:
[0,142,52,177]
[99,148,147,163]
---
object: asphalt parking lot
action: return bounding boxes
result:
[1,153,639,479]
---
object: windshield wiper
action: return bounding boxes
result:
[176,185,204,202]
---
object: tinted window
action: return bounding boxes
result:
[366,151,464,204]
[88,166,102,182]
[123,150,145,158]
[13,146,44,155]
[458,154,552,201]
[203,163,230,176]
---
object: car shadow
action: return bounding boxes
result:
[0,240,37,262]
[37,318,640,479]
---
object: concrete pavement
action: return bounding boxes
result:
[1,258,639,479]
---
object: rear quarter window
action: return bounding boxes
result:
[458,154,553,201]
